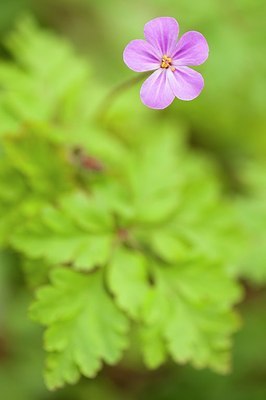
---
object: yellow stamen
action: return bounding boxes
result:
[161,55,173,69]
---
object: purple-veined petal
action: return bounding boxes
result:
[171,31,209,66]
[140,69,175,109]
[167,66,204,101]
[144,17,179,57]
[123,39,160,72]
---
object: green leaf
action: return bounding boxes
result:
[139,323,167,369]
[107,247,150,318]
[30,268,129,390]
[2,133,73,196]
[141,261,242,373]
[124,130,181,223]
[140,156,243,267]
[12,192,114,271]
[149,229,190,264]
[0,159,32,245]
[0,17,90,126]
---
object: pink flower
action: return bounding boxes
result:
[123,17,209,109]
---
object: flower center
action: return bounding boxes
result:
[160,55,175,71]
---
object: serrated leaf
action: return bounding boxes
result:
[30,268,129,389]
[141,261,242,373]
[12,192,114,271]
[141,157,243,267]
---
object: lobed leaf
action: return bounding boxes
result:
[140,261,242,372]
[12,192,114,271]
[30,268,129,389]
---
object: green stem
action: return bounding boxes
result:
[95,72,149,123]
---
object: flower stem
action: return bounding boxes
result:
[95,72,149,123]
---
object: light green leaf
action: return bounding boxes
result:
[30,268,129,389]
[2,133,73,195]
[139,323,167,369]
[141,261,242,373]
[12,192,114,271]
[107,248,150,318]
[1,17,89,125]
[149,229,190,264]
[124,130,181,223]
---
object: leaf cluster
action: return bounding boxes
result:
[0,19,247,390]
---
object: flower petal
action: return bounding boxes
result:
[140,69,175,109]
[123,39,160,72]
[144,17,179,57]
[167,66,204,101]
[171,31,209,66]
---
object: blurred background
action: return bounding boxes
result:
[0,0,266,399]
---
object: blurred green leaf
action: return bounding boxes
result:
[12,192,114,271]
[140,261,242,373]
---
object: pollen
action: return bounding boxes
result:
[161,55,175,71]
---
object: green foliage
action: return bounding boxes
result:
[0,17,89,129]
[31,268,129,389]
[139,293,266,400]
[108,248,149,318]
[0,17,264,393]
[139,261,241,372]
[0,131,74,246]
[12,192,114,270]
